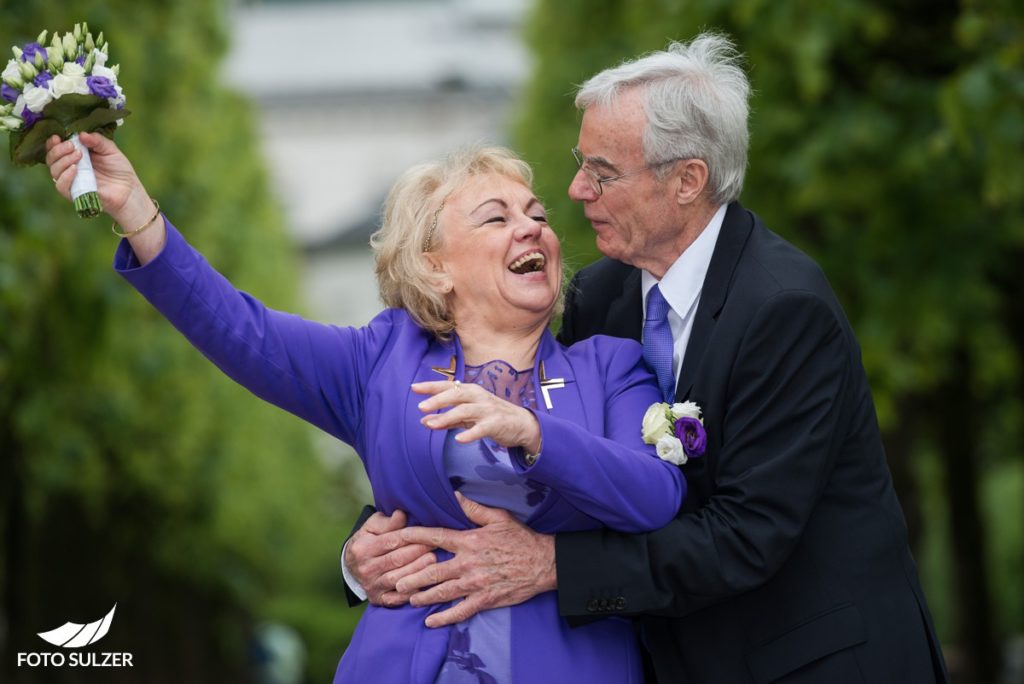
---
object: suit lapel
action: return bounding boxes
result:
[675,202,754,400]
[604,268,643,342]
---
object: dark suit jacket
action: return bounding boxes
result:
[556,203,949,684]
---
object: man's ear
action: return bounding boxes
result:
[674,159,709,206]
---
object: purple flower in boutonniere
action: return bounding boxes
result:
[674,416,706,459]
[641,400,706,465]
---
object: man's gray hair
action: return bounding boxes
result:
[575,33,751,206]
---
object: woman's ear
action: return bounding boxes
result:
[422,253,453,294]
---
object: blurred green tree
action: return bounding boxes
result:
[1,2,360,682]
[515,2,1023,683]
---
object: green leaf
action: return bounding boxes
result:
[37,94,108,127]
[9,119,63,167]
[68,106,131,136]
[8,97,130,166]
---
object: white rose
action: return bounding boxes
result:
[22,84,53,113]
[61,62,86,78]
[671,401,702,422]
[51,72,89,97]
[2,59,24,88]
[641,402,671,445]
[13,94,26,117]
[655,435,687,466]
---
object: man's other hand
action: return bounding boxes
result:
[345,509,437,607]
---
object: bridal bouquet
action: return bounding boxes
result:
[1,23,129,217]
[641,400,707,465]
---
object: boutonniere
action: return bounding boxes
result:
[641,401,707,465]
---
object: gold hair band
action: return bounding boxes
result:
[422,198,447,252]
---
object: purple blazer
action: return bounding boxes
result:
[116,220,685,683]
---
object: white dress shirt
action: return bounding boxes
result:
[640,204,726,388]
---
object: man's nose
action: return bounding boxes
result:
[568,169,597,202]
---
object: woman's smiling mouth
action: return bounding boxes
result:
[508,251,546,274]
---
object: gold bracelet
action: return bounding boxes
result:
[111,199,161,238]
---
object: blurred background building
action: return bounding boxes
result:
[222,0,530,328]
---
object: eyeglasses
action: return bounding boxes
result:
[571,147,680,196]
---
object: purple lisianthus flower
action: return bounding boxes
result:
[75,54,86,66]
[20,42,48,63]
[87,75,118,99]
[33,71,53,88]
[1,83,18,103]
[22,109,42,129]
[674,417,707,458]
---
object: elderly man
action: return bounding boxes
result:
[345,33,949,683]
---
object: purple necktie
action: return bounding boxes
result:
[643,284,676,403]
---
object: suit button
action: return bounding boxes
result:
[598,598,609,611]
[614,597,626,611]
[586,599,599,613]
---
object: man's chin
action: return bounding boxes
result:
[593,234,623,261]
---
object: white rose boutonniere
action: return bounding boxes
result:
[671,401,701,420]
[641,402,672,444]
[641,400,707,465]
[655,434,687,465]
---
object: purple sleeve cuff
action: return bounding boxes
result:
[112,214,170,272]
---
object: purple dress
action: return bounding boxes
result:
[114,220,686,684]
[437,361,546,684]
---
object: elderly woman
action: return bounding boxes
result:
[46,132,685,683]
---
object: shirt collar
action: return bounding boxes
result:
[641,203,727,316]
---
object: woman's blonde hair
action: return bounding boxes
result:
[371,145,548,339]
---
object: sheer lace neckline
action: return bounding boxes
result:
[463,359,536,408]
